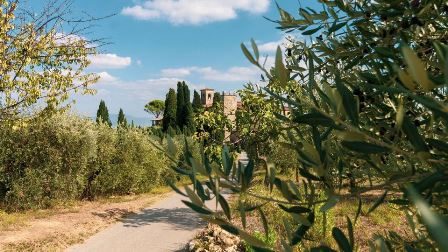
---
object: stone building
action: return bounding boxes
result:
[222,92,238,142]
[200,88,239,143]
[200,88,290,143]
[200,88,215,108]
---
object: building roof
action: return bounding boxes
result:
[200,88,215,91]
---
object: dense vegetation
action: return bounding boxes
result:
[171,0,448,251]
[0,0,99,122]
[2,0,447,251]
[0,113,183,211]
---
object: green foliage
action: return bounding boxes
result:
[144,100,165,118]
[244,230,278,252]
[176,82,186,128]
[91,126,167,195]
[212,92,222,108]
[162,88,177,132]
[0,0,99,121]
[236,85,282,161]
[183,83,195,134]
[192,90,203,113]
[0,113,171,211]
[174,81,195,133]
[96,100,112,127]
[169,1,448,251]
[117,108,128,127]
[193,97,230,160]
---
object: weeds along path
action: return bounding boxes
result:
[0,190,169,251]
[66,189,223,252]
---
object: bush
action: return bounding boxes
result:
[170,0,448,251]
[92,127,169,195]
[0,114,96,210]
[0,113,171,211]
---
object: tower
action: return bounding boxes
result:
[200,88,214,108]
[223,92,238,142]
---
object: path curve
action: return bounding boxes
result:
[66,190,220,252]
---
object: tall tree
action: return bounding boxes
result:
[176,82,185,128]
[117,108,127,127]
[144,100,165,118]
[0,0,99,121]
[212,92,222,108]
[162,88,177,132]
[96,100,111,126]
[192,90,203,113]
[182,83,195,133]
[171,1,448,251]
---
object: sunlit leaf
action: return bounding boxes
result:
[182,200,212,215]
[402,46,435,91]
[341,141,390,154]
[320,195,339,212]
[332,227,352,252]
[367,190,388,214]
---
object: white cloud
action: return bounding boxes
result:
[122,5,161,20]
[161,68,192,77]
[161,66,260,82]
[54,33,86,45]
[105,77,203,101]
[88,54,132,69]
[257,36,294,53]
[258,41,280,53]
[121,0,270,25]
[97,72,117,82]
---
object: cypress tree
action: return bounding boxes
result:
[192,90,202,113]
[96,100,112,126]
[117,108,127,127]
[182,82,195,133]
[162,88,177,132]
[176,82,185,129]
[212,92,222,108]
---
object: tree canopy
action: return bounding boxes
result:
[96,100,111,127]
[117,108,127,127]
[144,100,165,118]
[0,0,100,122]
[170,0,448,251]
[192,90,203,113]
[162,88,177,132]
[174,81,194,133]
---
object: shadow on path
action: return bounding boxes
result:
[120,207,205,230]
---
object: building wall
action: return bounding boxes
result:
[201,89,214,107]
[223,93,238,141]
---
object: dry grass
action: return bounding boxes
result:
[227,180,413,251]
[0,187,175,252]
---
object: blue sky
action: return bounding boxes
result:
[30,0,317,118]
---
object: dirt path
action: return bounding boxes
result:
[66,190,220,252]
[0,191,170,252]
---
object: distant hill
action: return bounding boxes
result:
[108,114,153,127]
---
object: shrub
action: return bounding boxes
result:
[0,113,96,210]
[170,0,448,251]
[0,113,171,211]
[92,127,169,195]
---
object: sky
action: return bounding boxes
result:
[28,0,317,119]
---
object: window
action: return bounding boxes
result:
[208,94,212,100]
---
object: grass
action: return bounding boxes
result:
[227,176,412,251]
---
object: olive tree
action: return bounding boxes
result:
[0,0,101,122]
[164,1,448,251]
